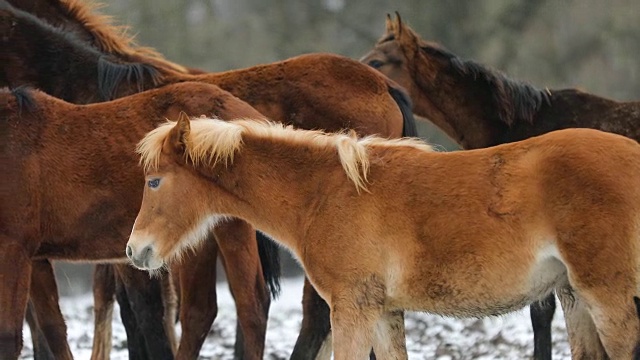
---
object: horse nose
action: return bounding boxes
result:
[127,244,154,268]
[141,245,152,261]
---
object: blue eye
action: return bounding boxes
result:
[148,178,160,189]
[368,60,385,69]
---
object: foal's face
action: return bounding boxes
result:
[126,156,222,271]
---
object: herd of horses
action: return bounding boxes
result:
[2,0,640,358]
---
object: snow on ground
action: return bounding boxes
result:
[20,276,571,359]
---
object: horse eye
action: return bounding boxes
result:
[368,60,385,69]
[148,178,160,189]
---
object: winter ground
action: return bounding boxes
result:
[20,276,571,359]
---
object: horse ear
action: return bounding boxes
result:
[167,111,191,156]
[385,13,394,34]
[395,11,403,37]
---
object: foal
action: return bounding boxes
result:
[128,115,640,359]
[361,13,640,359]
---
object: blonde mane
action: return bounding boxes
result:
[137,118,433,193]
[60,0,189,73]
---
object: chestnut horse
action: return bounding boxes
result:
[361,13,640,360]
[129,115,640,359]
[1,3,283,360]
[0,82,276,360]
[3,2,418,358]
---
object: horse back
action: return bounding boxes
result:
[350,127,640,258]
[194,53,404,137]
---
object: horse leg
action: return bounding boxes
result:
[174,236,219,360]
[530,293,555,360]
[557,286,607,359]
[290,278,332,360]
[25,301,54,360]
[114,274,147,360]
[0,242,32,360]
[28,259,73,360]
[330,295,381,360]
[114,264,175,360]
[215,220,270,360]
[372,310,407,359]
[90,264,116,360]
[233,319,245,360]
[578,287,639,358]
[161,274,178,355]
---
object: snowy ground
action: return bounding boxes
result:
[20,277,571,359]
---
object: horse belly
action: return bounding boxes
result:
[393,243,567,317]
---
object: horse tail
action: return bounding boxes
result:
[257,231,282,298]
[10,85,36,116]
[387,83,419,138]
[97,56,161,101]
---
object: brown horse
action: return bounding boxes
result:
[361,13,640,360]
[3,2,418,358]
[1,3,284,359]
[0,82,275,360]
[129,115,640,359]
[0,5,218,359]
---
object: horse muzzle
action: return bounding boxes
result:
[126,235,164,270]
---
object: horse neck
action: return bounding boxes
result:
[407,49,514,149]
[195,136,338,253]
[8,0,95,44]
[7,14,167,103]
[5,19,105,103]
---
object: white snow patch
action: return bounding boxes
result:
[20,277,572,359]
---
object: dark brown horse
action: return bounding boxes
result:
[1,3,285,360]
[361,13,640,360]
[2,2,418,358]
[6,0,202,74]
[0,82,274,360]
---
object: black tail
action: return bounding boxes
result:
[388,85,419,138]
[257,231,281,299]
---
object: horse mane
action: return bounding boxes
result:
[7,3,160,102]
[138,118,433,193]
[54,0,189,73]
[97,56,161,101]
[418,44,550,126]
[2,86,36,116]
[385,19,550,125]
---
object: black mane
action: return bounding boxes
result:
[3,85,36,116]
[97,56,160,101]
[421,44,550,126]
[5,3,160,102]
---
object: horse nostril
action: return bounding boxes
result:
[142,245,153,260]
[126,245,133,258]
